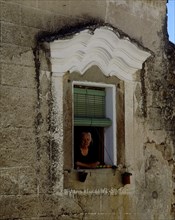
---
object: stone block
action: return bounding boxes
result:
[0,166,37,197]
[18,167,37,195]
[0,44,35,66]
[101,195,135,219]
[52,196,82,217]
[52,15,65,32]
[30,135,53,194]
[39,218,53,220]
[105,2,162,52]
[39,194,54,217]
[148,107,162,130]
[2,0,37,7]
[69,0,106,19]
[21,6,47,30]
[1,107,36,128]
[58,215,83,220]
[43,13,62,32]
[0,146,37,168]
[100,195,123,213]
[0,169,19,195]
[84,213,118,220]
[20,47,35,67]
[156,143,173,161]
[1,63,36,88]
[164,117,175,131]
[37,161,53,194]
[0,22,1,38]
[0,108,34,128]
[0,1,21,24]
[0,43,22,65]
[38,0,70,16]
[0,195,39,218]
[75,194,101,213]
[17,0,37,7]
[1,85,36,128]
[21,26,39,47]
[1,22,21,45]
[0,127,36,149]
[0,195,20,218]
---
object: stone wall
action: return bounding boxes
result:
[0,0,175,219]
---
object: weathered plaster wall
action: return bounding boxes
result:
[106,0,166,53]
[0,0,175,219]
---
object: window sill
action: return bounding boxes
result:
[64,167,123,190]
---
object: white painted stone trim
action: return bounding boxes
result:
[51,73,64,194]
[50,27,151,81]
[125,81,134,166]
[50,26,151,194]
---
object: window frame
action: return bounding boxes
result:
[72,81,117,168]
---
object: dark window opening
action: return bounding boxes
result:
[74,126,104,169]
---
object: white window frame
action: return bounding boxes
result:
[72,81,117,167]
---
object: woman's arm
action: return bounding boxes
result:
[76,161,100,169]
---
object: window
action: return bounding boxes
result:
[73,81,117,169]
[50,26,151,190]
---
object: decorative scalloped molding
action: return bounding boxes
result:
[50,27,151,81]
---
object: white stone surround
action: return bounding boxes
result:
[50,27,151,81]
[50,26,151,194]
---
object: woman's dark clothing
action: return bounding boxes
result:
[75,145,98,167]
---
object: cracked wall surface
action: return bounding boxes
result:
[0,0,175,219]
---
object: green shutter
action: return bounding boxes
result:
[74,88,105,118]
[74,87,112,127]
[74,117,112,127]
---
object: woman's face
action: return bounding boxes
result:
[81,133,92,148]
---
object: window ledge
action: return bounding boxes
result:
[64,168,123,190]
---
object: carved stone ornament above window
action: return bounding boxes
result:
[50,26,151,81]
